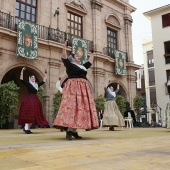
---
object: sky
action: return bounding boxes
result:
[129,0,170,65]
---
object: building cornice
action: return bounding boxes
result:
[143,4,170,19]
[116,0,136,13]
[91,0,103,11]
[65,1,87,16]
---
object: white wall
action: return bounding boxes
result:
[151,9,170,125]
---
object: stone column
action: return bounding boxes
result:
[91,0,103,53]
[43,95,50,123]
[124,10,136,107]
[92,57,105,98]
[124,11,133,62]
[48,58,61,125]
[127,67,136,108]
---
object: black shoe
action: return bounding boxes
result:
[24,130,31,134]
[28,130,32,133]
[66,131,72,140]
[109,126,115,131]
[23,129,32,133]
[72,132,82,139]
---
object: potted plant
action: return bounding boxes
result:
[0,81,19,129]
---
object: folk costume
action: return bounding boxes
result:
[56,79,63,94]
[53,57,99,139]
[18,77,48,134]
[103,85,125,130]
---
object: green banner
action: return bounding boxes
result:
[16,19,38,60]
[72,37,88,65]
[115,50,126,75]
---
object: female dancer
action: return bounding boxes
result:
[53,40,99,140]
[103,81,125,130]
[18,67,49,134]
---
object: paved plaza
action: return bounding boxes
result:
[0,127,170,170]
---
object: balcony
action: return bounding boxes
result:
[103,47,128,61]
[103,47,115,59]
[0,11,92,50]
[148,63,154,68]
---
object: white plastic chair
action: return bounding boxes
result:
[124,112,133,129]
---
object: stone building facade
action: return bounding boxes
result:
[0,0,140,127]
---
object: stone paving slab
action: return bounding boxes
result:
[0,128,170,170]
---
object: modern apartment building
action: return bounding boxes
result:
[0,0,140,127]
[142,40,159,124]
[144,4,170,126]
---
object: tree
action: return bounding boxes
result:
[0,81,19,128]
[116,95,126,115]
[133,96,143,121]
[52,91,62,120]
[94,95,106,114]
[37,86,44,103]
[125,102,131,110]
[94,94,106,123]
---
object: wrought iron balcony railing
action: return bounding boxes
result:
[103,47,115,59]
[0,11,93,50]
[0,11,129,59]
[103,47,128,61]
[0,11,66,44]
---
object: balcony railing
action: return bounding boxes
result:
[103,47,128,61]
[148,63,154,68]
[0,11,129,59]
[103,47,115,59]
[0,11,92,50]
[0,11,66,44]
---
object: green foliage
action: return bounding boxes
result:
[94,95,106,114]
[0,81,19,127]
[0,114,7,128]
[116,95,126,115]
[52,91,62,120]
[95,95,106,123]
[125,102,131,110]
[133,96,143,121]
[37,86,44,103]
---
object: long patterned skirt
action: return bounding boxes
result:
[53,78,99,130]
[103,100,125,127]
[18,94,49,126]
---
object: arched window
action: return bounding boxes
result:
[104,14,121,58]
